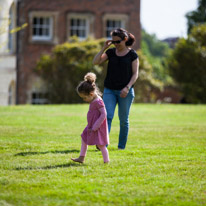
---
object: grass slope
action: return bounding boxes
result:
[0,104,206,206]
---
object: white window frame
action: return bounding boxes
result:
[106,20,123,38]
[70,18,87,40]
[32,16,53,41]
[31,91,48,104]
[67,13,94,41]
[102,14,129,39]
[29,11,59,44]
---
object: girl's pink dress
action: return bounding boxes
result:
[81,98,109,145]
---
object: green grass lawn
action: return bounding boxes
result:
[0,104,206,206]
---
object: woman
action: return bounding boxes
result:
[93,28,139,150]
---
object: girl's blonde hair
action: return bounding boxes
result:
[77,72,102,96]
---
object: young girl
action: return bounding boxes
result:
[71,72,110,164]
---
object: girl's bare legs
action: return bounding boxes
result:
[97,145,110,163]
[71,139,88,163]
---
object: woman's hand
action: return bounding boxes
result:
[120,87,129,98]
[103,40,112,50]
[93,40,111,65]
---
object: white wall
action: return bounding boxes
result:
[0,0,17,105]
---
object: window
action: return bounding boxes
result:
[32,16,52,41]
[102,14,129,39]
[31,92,48,104]
[70,18,87,39]
[29,11,58,44]
[67,13,94,41]
[106,20,122,38]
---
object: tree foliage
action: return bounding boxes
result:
[186,0,206,34]
[167,24,206,103]
[141,30,170,57]
[35,38,162,103]
[35,38,105,103]
[141,30,172,84]
[134,50,163,102]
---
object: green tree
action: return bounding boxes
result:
[186,0,206,34]
[167,24,206,103]
[134,50,163,103]
[141,30,170,57]
[36,38,162,103]
[35,38,105,103]
[141,30,172,84]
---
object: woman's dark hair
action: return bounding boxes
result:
[111,28,135,46]
[77,72,102,96]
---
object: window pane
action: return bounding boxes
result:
[77,19,80,26]
[42,28,46,35]
[82,30,86,37]
[39,28,43,35]
[106,19,123,38]
[109,20,112,27]
[81,19,86,26]
[70,17,87,39]
[33,17,37,25]
[76,29,79,36]
[45,18,50,25]
[33,28,37,35]
[32,16,52,39]
[40,17,43,25]
[116,21,121,27]
[79,29,85,37]
[45,28,49,36]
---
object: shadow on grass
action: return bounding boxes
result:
[15,149,80,156]
[15,162,85,170]
[14,147,111,157]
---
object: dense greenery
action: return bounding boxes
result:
[134,50,163,102]
[141,30,172,85]
[141,30,170,57]
[186,0,206,34]
[0,104,206,205]
[35,38,105,103]
[36,38,161,103]
[167,24,206,103]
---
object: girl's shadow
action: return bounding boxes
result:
[14,149,84,170]
[15,162,84,170]
[15,149,79,156]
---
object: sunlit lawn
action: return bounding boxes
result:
[0,104,206,206]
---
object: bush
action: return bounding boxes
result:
[167,24,206,103]
[36,38,162,103]
[36,38,105,103]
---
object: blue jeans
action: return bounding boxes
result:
[103,87,135,149]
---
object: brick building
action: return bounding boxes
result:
[16,0,141,104]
